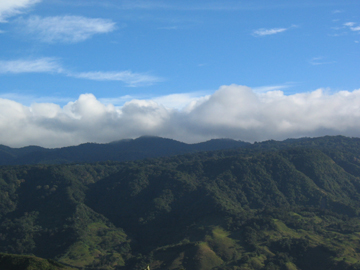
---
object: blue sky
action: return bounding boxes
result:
[0,0,360,147]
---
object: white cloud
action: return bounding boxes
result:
[252,27,287,37]
[72,71,162,87]
[344,22,360,32]
[0,58,161,87]
[2,85,360,148]
[0,0,40,22]
[21,15,116,43]
[0,58,62,73]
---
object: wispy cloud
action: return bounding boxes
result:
[253,84,293,94]
[252,27,288,37]
[332,10,344,14]
[20,15,116,43]
[99,95,135,106]
[72,71,163,87]
[100,91,210,109]
[0,58,62,73]
[0,58,162,87]
[0,0,40,22]
[344,22,360,32]
[0,93,72,106]
[152,92,210,110]
[97,1,344,12]
[309,57,336,66]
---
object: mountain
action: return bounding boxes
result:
[1,136,360,269]
[0,136,249,165]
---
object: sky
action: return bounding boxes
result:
[0,0,360,148]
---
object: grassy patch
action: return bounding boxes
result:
[194,242,224,270]
[59,222,129,268]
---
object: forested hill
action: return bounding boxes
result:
[2,136,360,269]
[0,136,249,165]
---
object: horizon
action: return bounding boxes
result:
[0,134,354,150]
[1,0,360,147]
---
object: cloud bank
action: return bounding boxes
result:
[1,84,360,148]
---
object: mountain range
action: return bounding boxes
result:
[1,136,360,269]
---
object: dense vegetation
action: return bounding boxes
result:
[1,136,360,269]
[0,253,73,270]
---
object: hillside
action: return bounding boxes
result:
[1,136,360,269]
[0,253,74,270]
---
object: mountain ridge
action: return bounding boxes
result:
[0,136,250,165]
